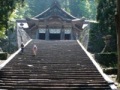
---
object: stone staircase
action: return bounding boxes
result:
[0,40,112,90]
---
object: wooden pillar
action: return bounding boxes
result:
[71,27,74,40]
[116,0,120,82]
[45,25,49,40]
[36,29,39,39]
[71,22,75,40]
[60,25,65,40]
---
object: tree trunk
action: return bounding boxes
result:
[116,0,120,83]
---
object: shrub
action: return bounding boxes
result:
[0,52,8,60]
[95,52,117,67]
[87,22,104,53]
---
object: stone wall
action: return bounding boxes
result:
[80,24,90,49]
[16,26,31,48]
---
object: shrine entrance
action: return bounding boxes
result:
[38,28,72,40]
[49,34,60,40]
[49,29,61,40]
[65,34,70,40]
[39,29,46,40]
[39,33,45,40]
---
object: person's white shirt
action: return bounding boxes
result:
[32,45,37,56]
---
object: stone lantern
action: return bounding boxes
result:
[101,35,112,53]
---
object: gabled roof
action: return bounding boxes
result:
[33,1,77,20]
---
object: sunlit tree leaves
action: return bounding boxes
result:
[0,0,24,38]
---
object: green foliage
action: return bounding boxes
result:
[0,52,8,60]
[95,52,117,67]
[103,68,117,75]
[96,0,117,52]
[0,0,24,38]
[69,0,97,19]
[16,0,97,20]
[97,0,116,36]
[24,0,52,17]
[87,22,104,53]
[0,26,6,38]
[13,3,31,19]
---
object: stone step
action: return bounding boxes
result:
[0,86,111,90]
[0,40,111,89]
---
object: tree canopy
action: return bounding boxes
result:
[0,0,24,38]
[97,0,116,36]
[15,0,97,19]
[96,0,117,51]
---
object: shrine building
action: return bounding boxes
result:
[16,1,85,40]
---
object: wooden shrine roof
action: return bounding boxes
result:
[25,0,85,32]
[33,1,77,20]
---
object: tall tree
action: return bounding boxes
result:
[87,0,97,20]
[97,0,116,35]
[96,0,117,51]
[69,0,97,19]
[14,2,31,19]
[59,0,70,12]
[25,0,52,17]
[116,0,120,83]
[18,0,97,20]
[0,0,24,38]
